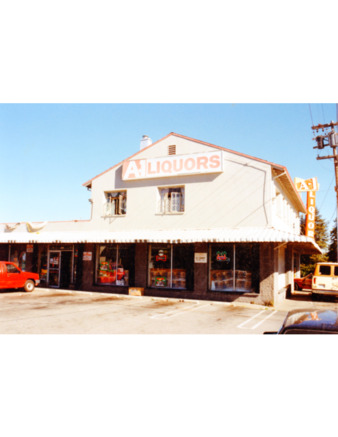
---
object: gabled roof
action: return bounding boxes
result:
[82,132,306,213]
[82,132,175,188]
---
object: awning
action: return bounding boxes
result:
[0,227,321,253]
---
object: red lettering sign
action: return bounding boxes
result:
[122,151,223,180]
[305,191,316,239]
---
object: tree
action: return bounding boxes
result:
[300,208,329,276]
[327,220,337,262]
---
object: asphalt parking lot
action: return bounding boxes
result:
[0,288,337,334]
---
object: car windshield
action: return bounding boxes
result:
[283,310,338,328]
[6,264,20,274]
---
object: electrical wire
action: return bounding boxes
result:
[318,175,334,210]
[329,207,337,224]
[308,104,314,126]
[321,104,326,124]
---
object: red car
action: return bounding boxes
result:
[294,273,313,291]
[0,261,40,292]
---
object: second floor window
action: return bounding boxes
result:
[104,191,127,216]
[158,187,184,214]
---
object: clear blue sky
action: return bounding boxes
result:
[0,103,337,228]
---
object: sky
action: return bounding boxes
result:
[0,103,337,228]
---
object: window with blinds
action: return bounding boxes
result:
[104,191,127,216]
[158,187,184,214]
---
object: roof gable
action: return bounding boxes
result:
[83,132,285,187]
[82,132,305,212]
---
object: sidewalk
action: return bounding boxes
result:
[274,294,338,312]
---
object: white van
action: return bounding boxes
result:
[312,262,338,297]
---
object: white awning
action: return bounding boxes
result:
[0,227,321,253]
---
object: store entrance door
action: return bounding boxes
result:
[48,249,73,289]
[60,251,72,289]
[49,251,61,287]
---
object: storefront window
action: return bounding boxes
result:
[149,244,172,288]
[172,245,190,289]
[148,244,193,290]
[73,248,78,285]
[10,246,27,271]
[39,248,48,285]
[210,244,259,293]
[210,244,234,291]
[97,245,134,286]
[49,251,61,287]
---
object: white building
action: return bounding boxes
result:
[0,132,320,305]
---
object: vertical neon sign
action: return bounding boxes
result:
[294,177,319,239]
[305,191,316,238]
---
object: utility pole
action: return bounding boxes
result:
[312,121,338,261]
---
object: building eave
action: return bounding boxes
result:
[0,227,321,254]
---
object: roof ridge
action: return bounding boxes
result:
[82,132,174,187]
[82,132,292,193]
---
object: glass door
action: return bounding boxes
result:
[48,251,61,287]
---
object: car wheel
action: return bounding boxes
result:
[294,283,301,291]
[24,280,35,293]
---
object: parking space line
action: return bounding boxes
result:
[250,310,277,330]
[150,303,210,320]
[237,309,266,329]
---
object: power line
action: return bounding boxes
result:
[308,104,314,126]
[321,104,326,123]
[318,175,334,210]
[330,207,336,223]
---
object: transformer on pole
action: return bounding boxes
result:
[312,120,338,261]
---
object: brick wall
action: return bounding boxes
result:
[193,243,208,296]
[0,244,9,261]
[81,243,95,290]
[259,243,276,305]
[135,243,148,288]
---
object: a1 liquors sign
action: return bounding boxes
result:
[122,151,223,180]
[295,177,319,239]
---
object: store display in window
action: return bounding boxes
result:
[210,270,252,291]
[172,269,186,289]
[150,268,186,289]
[155,274,168,287]
[98,261,129,286]
[210,270,233,290]
[97,245,134,287]
[150,269,169,287]
[210,244,258,293]
[149,245,190,290]
[235,270,252,291]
